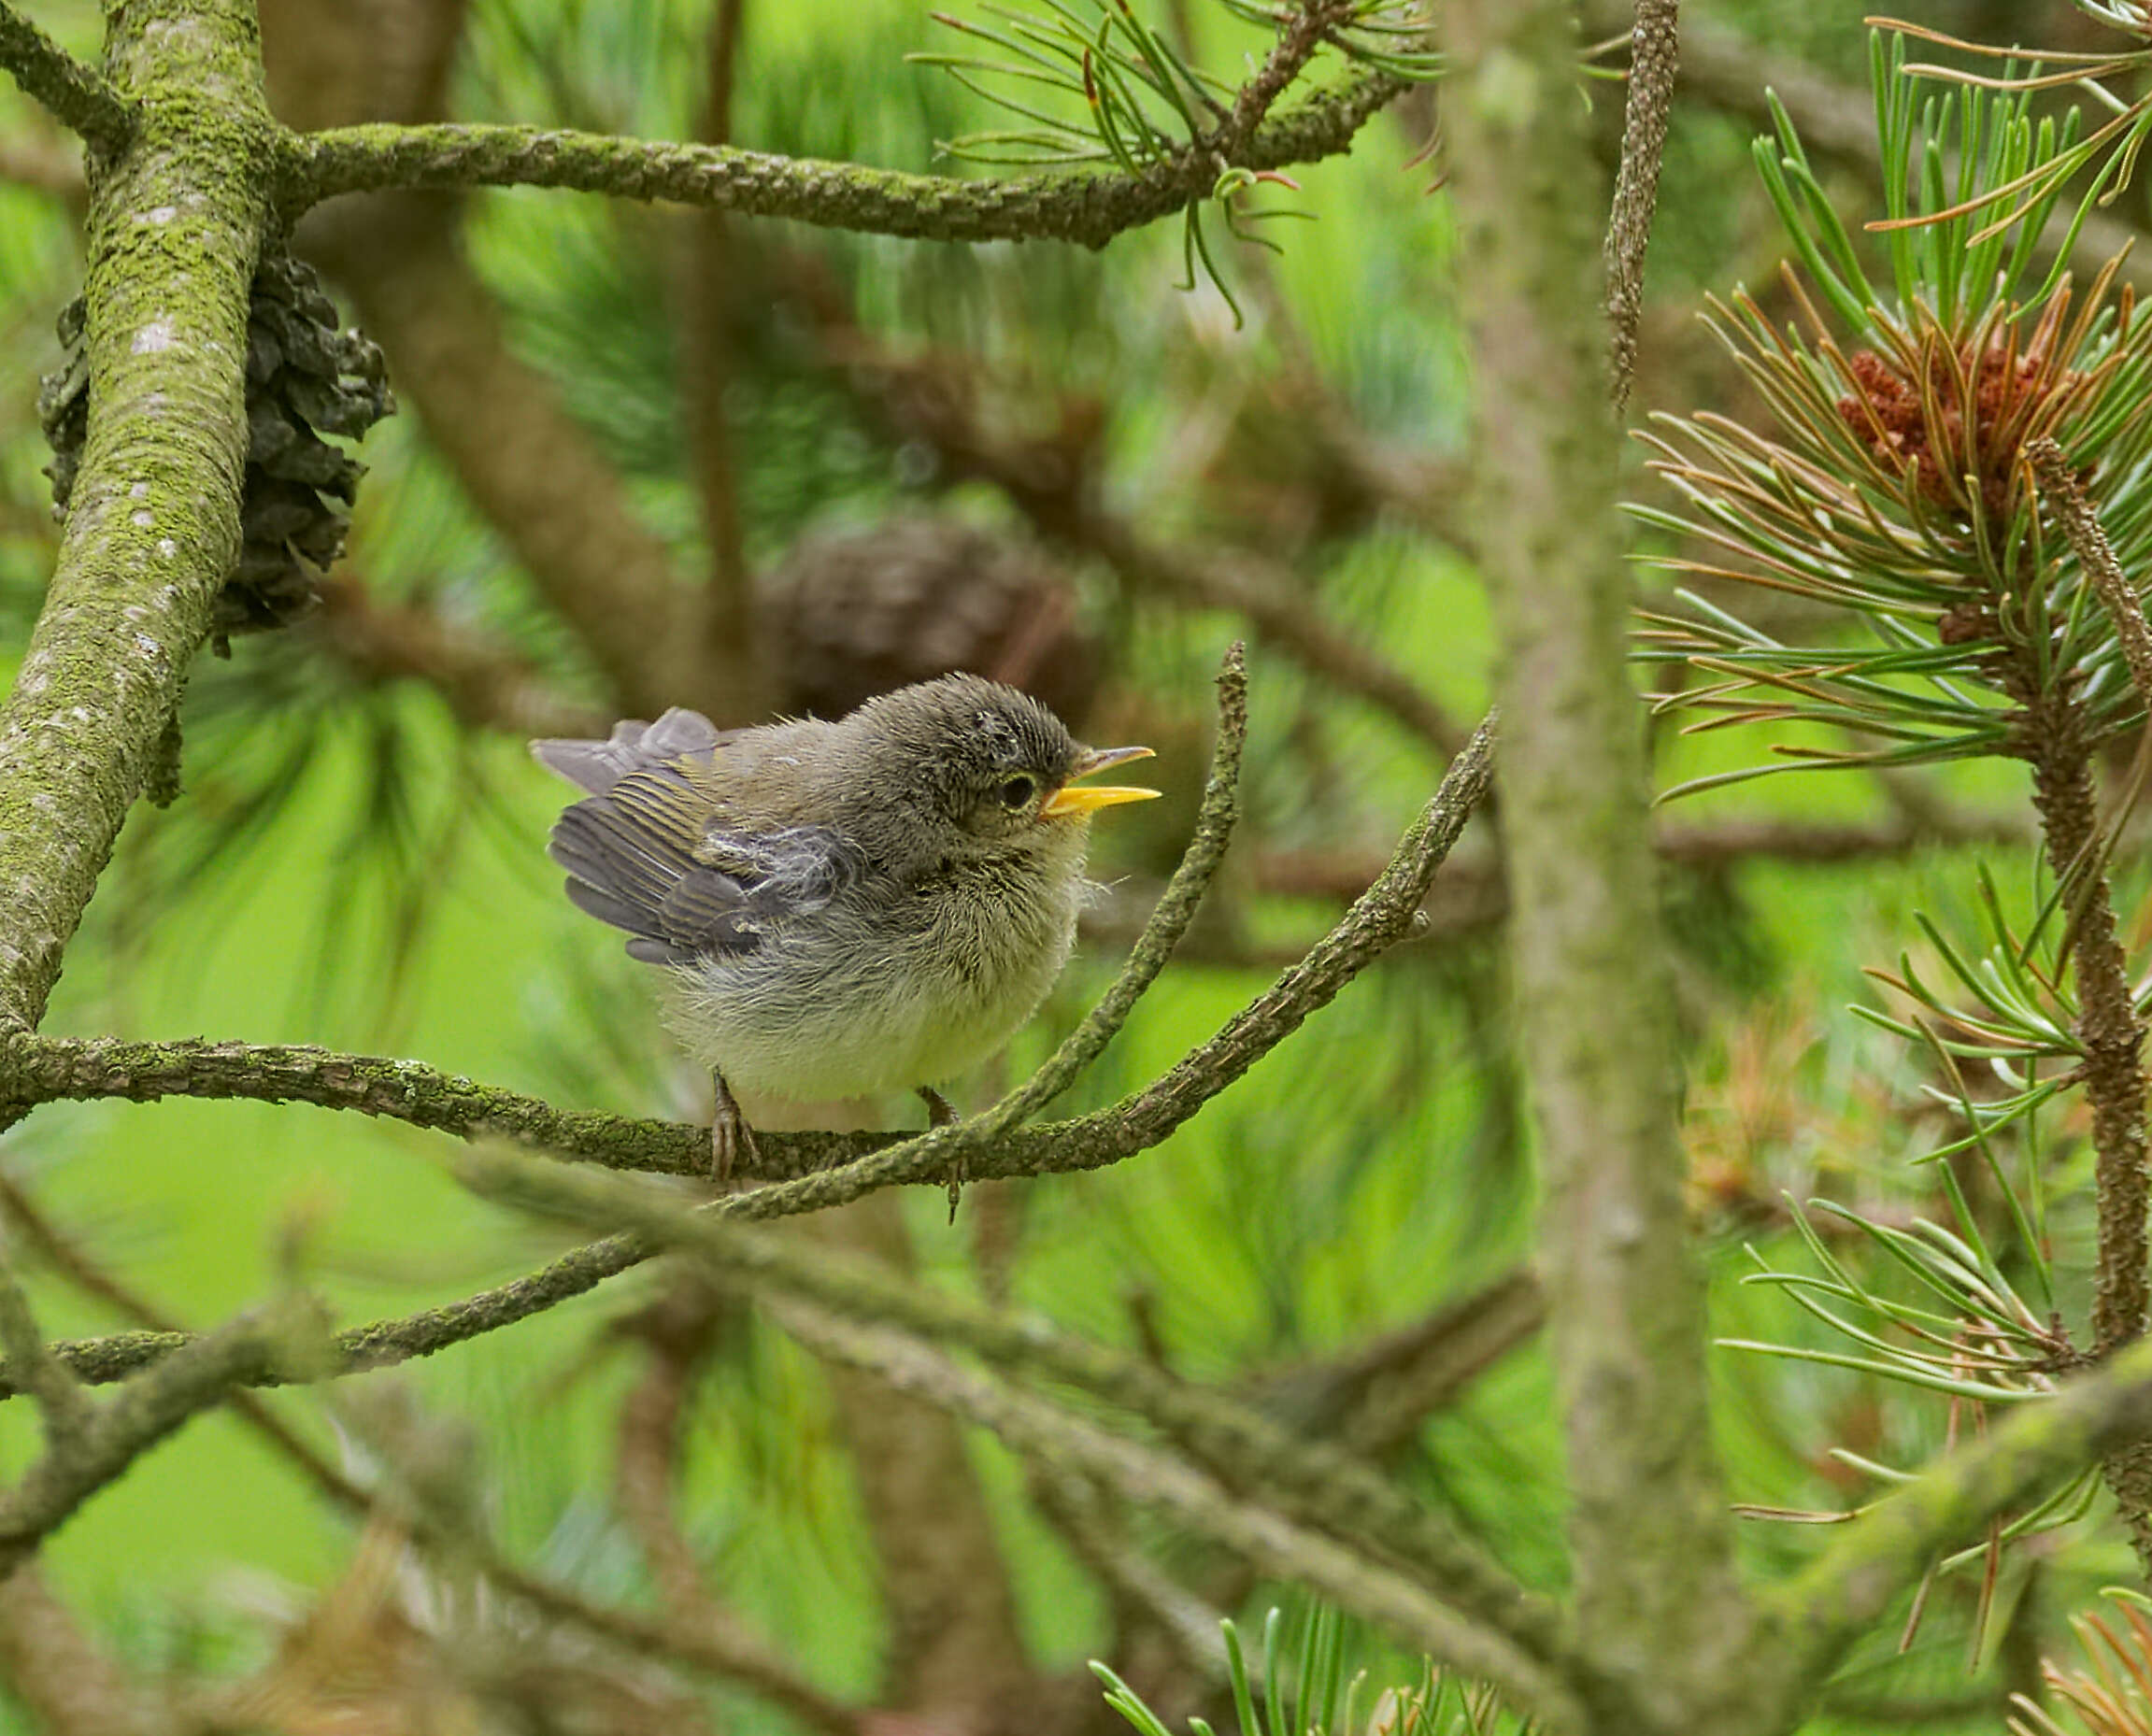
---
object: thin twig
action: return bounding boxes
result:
[0,3,131,150]
[1603,0,1678,414]
[0,1231,648,1398]
[1211,0,1359,163]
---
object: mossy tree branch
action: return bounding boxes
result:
[0,1290,320,1573]
[0,0,274,1035]
[762,1291,1589,1730]
[0,2,133,150]
[1776,1334,2152,1684]
[0,714,1495,1398]
[270,68,1406,247]
[454,1142,1569,1680]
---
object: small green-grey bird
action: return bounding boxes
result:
[533,675,1159,1175]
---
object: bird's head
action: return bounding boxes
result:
[836,674,1158,867]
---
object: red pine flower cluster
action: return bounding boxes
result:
[1836,336,2050,524]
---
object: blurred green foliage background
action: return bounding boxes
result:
[2,1,2145,1730]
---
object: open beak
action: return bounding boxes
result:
[1040,745,1161,819]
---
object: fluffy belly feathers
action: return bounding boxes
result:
[661,875,1084,1103]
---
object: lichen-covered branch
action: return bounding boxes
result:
[1446,3,1755,1728]
[1,715,1494,1397]
[2031,435,2152,718]
[2,714,1489,1201]
[0,1296,315,1573]
[1777,1334,2152,1683]
[1603,0,1677,413]
[0,2,133,150]
[762,1294,1588,1731]
[273,69,1405,249]
[0,0,274,1033]
[0,1032,733,1177]
[455,1141,1569,1677]
[6,1230,650,1398]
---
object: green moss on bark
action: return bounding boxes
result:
[0,0,275,1031]
[1446,6,1761,1731]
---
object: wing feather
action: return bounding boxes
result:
[532,707,729,796]
[539,719,859,966]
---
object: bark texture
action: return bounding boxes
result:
[0,0,274,1032]
[1444,3,1762,1728]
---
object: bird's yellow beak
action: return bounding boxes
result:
[1041,745,1161,818]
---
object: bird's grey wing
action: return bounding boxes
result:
[531,707,729,797]
[548,758,860,967]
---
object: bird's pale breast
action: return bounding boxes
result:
[662,833,1090,1103]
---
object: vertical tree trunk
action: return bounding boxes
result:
[1443,3,1771,1728]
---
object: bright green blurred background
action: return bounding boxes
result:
[1,1,2143,1730]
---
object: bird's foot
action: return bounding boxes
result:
[711,1072,761,1184]
[918,1087,965,1221]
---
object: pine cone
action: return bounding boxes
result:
[39,249,393,649]
[759,516,1100,723]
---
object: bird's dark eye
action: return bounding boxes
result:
[998,776,1036,809]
